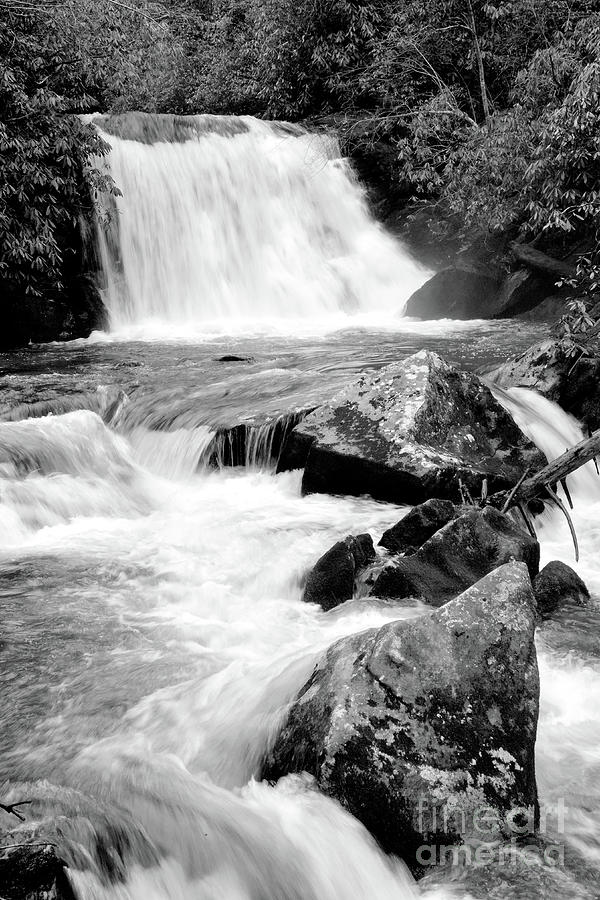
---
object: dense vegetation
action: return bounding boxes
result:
[1,0,599,344]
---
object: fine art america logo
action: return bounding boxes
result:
[415,798,567,867]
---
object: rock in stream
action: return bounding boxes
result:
[263,561,540,870]
[278,350,545,505]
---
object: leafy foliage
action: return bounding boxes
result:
[2,0,600,344]
[0,10,115,321]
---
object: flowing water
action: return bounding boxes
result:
[92,114,427,339]
[1,116,599,898]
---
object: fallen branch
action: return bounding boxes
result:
[488,430,600,558]
[0,801,32,822]
[545,485,579,562]
[500,468,530,514]
[489,430,600,510]
[509,241,576,278]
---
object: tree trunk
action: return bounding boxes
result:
[510,241,576,278]
[466,0,491,124]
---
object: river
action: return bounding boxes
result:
[0,115,599,899]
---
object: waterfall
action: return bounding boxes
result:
[92,114,427,336]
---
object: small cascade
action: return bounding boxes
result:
[491,384,600,500]
[127,424,216,479]
[0,409,134,480]
[0,411,152,540]
[123,411,310,476]
[5,772,417,900]
[91,113,428,335]
[0,386,129,426]
[208,411,308,470]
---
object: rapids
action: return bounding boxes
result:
[0,335,599,899]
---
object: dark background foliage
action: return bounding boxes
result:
[1,0,599,345]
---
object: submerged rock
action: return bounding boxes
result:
[533,561,590,619]
[379,498,457,554]
[302,534,375,611]
[263,562,539,869]
[485,339,600,432]
[404,266,500,319]
[373,506,540,606]
[420,841,596,898]
[278,350,544,505]
[0,844,76,900]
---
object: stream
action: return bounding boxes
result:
[1,115,599,899]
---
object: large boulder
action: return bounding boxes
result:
[533,560,590,620]
[0,844,76,900]
[404,264,567,323]
[302,533,375,610]
[485,339,600,432]
[516,294,569,323]
[404,265,500,319]
[373,506,540,606]
[378,498,457,554]
[493,269,556,318]
[277,351,545,505]
[263,562,539,870]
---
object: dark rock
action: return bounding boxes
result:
[493,269,557,318]
[379,498,457,554]
[95,111,303,144]
[0,844,76,900]
[404,265,500,319]
[533,560,590,619]
[263,562,539,869]
[303,534,375,610]
[485,339,600,432]
[216,355,255,363]
[96,111,250,143]
[278,350,545,505]
[516,294,568,323]
[510,241,576,278]
[373,506,539,605]
[1,208,107,349]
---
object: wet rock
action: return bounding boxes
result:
[373,506,540,606]
[263,562,539,869]
[516,294,569,322]
[0,844,76,900]
[485,339,600,432]
[493,269,556,318]
[302,534,375,610]
[278,350,545,505]
[403,265,500,319]
[533,560,590,619]
[379,499,457,554]
[95,111,250,143]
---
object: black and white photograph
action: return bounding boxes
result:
[1,1,599,897]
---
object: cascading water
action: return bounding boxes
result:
[0,370,598,899]
[92,114,428,337]
[493,386,600,883]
